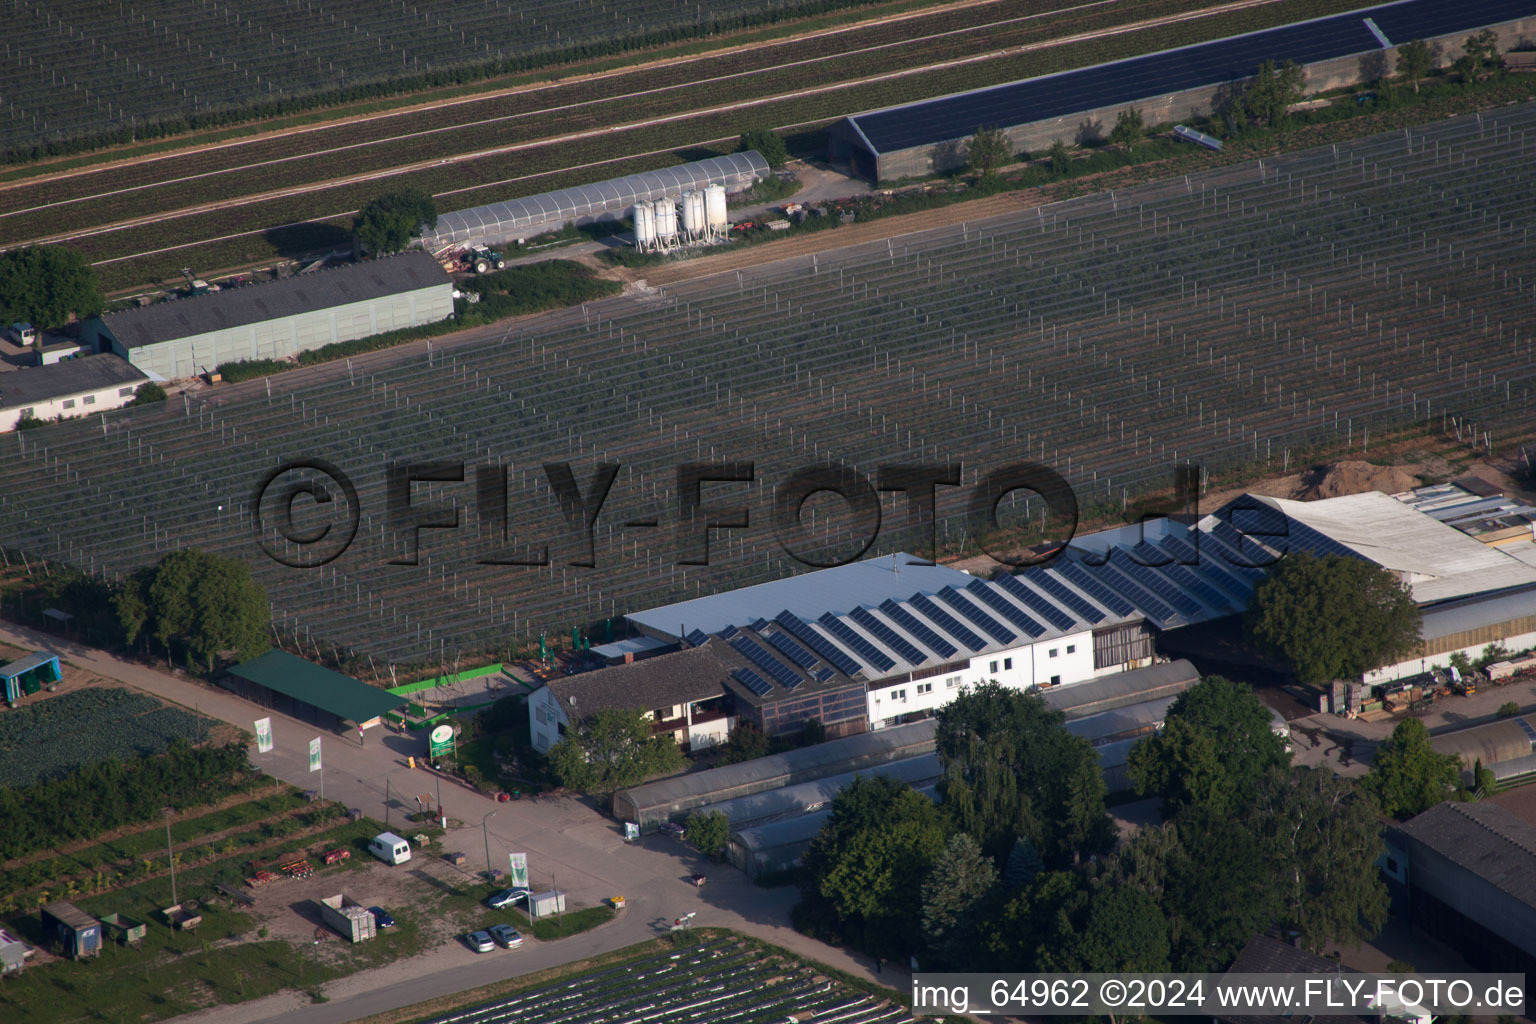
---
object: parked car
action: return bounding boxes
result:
[368,907,395,929]
[658,822,686,839]
[487,887,531,909]
[487,923,523,948]
[465,930,495,953]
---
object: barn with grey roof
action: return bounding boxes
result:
[80,251,454,380]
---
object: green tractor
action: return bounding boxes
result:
[466,243,505,274]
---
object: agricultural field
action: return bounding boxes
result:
[406,935,921,1024]
[0,0,1377,291]
[0,687,217,788]
[0,104,1531,670]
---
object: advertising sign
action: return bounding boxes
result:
[255,718,273,753]
[508,852,528,889]
[624,822,640,842]
[308,737,322,772]
[429,724,455,759]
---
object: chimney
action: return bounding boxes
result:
[623,652,634,665]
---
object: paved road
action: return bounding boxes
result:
[0,621,898,1023]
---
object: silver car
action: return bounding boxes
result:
[488,923,523,948]
[466,930,494,953]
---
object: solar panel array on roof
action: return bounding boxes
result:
[878,599,958,658]
[1054,558,1137,617]
[1209,518,1280,568]
[1158,536,1253,598]
[848,606,929,666]
[966,578,1047,637]
[908,594,986,652]
[775,611,862,677]
[732,667,773,697]
[1114,553,1204,617]
[1155,558,1236,612]
[685,629,710,647]
[1288,520,1369,562]
[1094,561,1178,623]
[1021,570,1108,624]
[731,635,800,689]
[718,624,739,638]
[841,0,1528,156]
[813,667,836,682]
[765,629,818,669]
[993,573,1079,631]
[818,613,896,673]
[936,586,1016,644]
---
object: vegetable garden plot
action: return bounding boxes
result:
[1,105,1535,666]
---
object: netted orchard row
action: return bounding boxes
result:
[1,0,893,152]
[1,105,1534,667]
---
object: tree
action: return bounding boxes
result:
[132,549,269,669]
[985,869,1088,971]
[1453,29,1501,82]
[1396,39,1435,93]
[1046,138,1072,174]
[1128,675,1290,816]
[965,126,1011,177]
[1162,805,1283,970]
[936,683,1115,867]
[921,833,997,968]
[1368,718,1461,819]
[717,722,772,764]
[1109,108,1145,151]
[1000,836,1043,893]
[685,810,730,860]
[353,187,437,256]
[0,245,104,331]
[1243,766,1388,952]
[1070,883,1170,973]
[739,128,788,169]
[1245,551,1421,685]
[800,774,948,957]
[547,707,685,793]
[129,381,167,405]
[1241,60,1307,128]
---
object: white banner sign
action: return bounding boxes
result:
[508,852,528,888]
[308,737,322,772]
[255,718,273,754]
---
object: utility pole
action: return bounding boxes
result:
[482,811,497,883]
[163,807,178,906]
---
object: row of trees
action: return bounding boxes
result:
[797,677,1394,971]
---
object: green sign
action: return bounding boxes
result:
[508,852,528,888]
[308,737,321,772]
[429,724,455,759]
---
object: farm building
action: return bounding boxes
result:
[0,650,61,705]
[1383,801,1536,976]
[612,718,936,828]
[727,781,940,880]
[423,151,769,250]
[828,0,1536,180]
[694,753,942,830]
[0,355,147,432]
[79,252,453,381]
[1041,659,1199,719]
[221,650,406,734]
[39,902,103,960]
[1431,715,1536,785]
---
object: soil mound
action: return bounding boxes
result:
[1295,460,1420,500]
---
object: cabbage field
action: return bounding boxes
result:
[0,687,216,788]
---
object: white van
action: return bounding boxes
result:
[368,832,411,865]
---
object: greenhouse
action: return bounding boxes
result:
[424,151,769,247]
[691,753,942,829]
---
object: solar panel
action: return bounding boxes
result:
[1113,553,1204,617]
[1289,521,1366,563]
[813,667,835,683]
[1157,533,1200,565]
[775,611,863,677]
[935,587,1016,645]
[1053,559,1137,617]
[848,607,929,666]
[718,624,739,638]
[817,613,897,673]
[730,635,801,689]
[966,578,1048,637]
[1211,517,1285,567]
[908,593,986,652]
[765,629,818,669]
[1158,536,1252,596]
[731,667,772,697]
[1092,562,1178,622]
[1156,560,1235,612]
[685,629,710,647]
[749,618,770,632]
[990,573,1078,631]
[877,599,958,658]
[1018,570,1106,623]
[1196,525,1270,577]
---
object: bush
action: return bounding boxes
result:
[740,128,788,168]
[462,260,621,320]
[130,381,168,405]
[1497,702,1521,718]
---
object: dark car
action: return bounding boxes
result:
[368,906,395,929]
[487,887,531,909]
[658,822,686,839]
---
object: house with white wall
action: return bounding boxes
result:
[0,355,148,432]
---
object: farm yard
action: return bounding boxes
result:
[408,935,921,1024]
[0,104,1531,669]
[0,0,1384,291]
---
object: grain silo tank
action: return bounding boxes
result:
[632,202,657,248]
[680,189,706,238]
[705,184,728,234]
[653,198,679,244]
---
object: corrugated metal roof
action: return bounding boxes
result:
[1431,716,1536,770]
[545,643,727,717]
[224,649,406,723]
[696,753,941,828]
[0,355,146,410]
[1393,801,1536,911]
[1420,587,1536,641]
[0,650,60,677]
[97,251,451,349]
[425,152,769,246]
[730,781,941,854]
[1065,695,1176,744]
[1041,660,1200,719]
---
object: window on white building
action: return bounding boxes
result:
[1066,644,1076,654]
[62,399,76,409]
[119,387,136,397]
[83,395,96,405]
[917,682,933,695]
[989,660,998,673]
[946,675,961,688]
[1048,648,1059,658]
[895,689,907,701]
[1003,657,1012,670]
[1050,675,1060,686]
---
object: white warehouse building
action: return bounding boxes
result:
[80,252,454,381]
[0,355,148,432]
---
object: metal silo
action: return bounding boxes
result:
[632,202,657,249]
[704,184,728,236]
[680,189,706,239]
[653,198,678,245]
